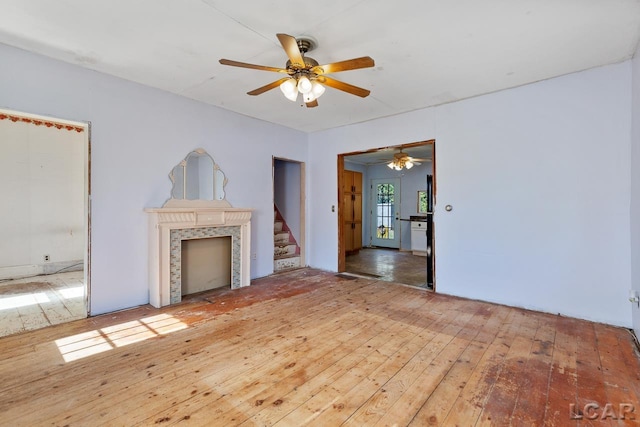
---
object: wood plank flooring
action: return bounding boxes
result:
[0,268,638,426]
[346,248,428,288]
[0,271,86,337]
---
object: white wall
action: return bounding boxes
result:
[0,119,85,278]
[0,43,307,315]
[631,44,640,337]
[309,61,632,327]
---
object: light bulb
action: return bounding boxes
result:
[405,161,414,169]
[387,162,395,169]
[310,81,325,99]
[297,76,312,94]
[279,79,298,102]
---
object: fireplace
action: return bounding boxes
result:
[146,148,252,308]
[145,206,252,308]
[181,236,232,296]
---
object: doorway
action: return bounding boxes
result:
[0,109,90,337]
[273,157,305,272]
[338,140,435,290]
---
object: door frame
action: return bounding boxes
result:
[0,108,92,315]
[338,139,436,277]
[272,156,306,269]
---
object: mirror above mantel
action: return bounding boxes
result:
[164,148,230,208]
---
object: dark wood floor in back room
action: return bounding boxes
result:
[0,268,638,426]
[346,247,428,288]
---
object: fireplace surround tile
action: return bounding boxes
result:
[169,226,241,304]
[146,207,252,308]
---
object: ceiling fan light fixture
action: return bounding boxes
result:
[280,78,298,101]
[387,154,416,170]
[297,75,312,94]
[219,33,375,108]
[388,161,403,170]
[311,81,325,98]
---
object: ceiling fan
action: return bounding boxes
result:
[219,33,374,108]
[384,150,431,170]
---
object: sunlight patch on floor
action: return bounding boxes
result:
[0,292,50,310]
[58,285,84,299]
[55,313,188,362]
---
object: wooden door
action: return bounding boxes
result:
[342,170,362,253]
[343,191,355,252]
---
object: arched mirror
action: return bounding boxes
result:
[168,148,226,203]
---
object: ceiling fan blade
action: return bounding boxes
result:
[247,78,290,96]
[306,99,319,108]
[317,76,370,98]
[276,33,305,68]
[219,59,288,74]
[312,56,375,74]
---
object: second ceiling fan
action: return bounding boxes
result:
[219,33,374,108]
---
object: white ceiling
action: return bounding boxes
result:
[345,144,434,165]
[1,0,640,133]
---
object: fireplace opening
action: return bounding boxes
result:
[181,236,232,297]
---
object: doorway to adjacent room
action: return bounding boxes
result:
[0,108,90,337]
[272,157,306,272]
[337,140,435,290]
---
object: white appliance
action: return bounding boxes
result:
[410,218,428,256]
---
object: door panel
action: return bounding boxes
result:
[344,222,354,252]
[353,221,362,251]
[342,170,362,253]
[353,193,362,222]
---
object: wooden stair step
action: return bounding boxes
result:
[274,255,301,271]
[274,253,300,260]
[274,244,297,258]
[274,232,291,244]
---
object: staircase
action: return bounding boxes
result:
[274,206,301,271]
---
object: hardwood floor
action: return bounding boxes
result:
[0,268,638,426]
[0,271,86,337]
[346,248,428,288]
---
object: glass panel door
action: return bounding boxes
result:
[371,178,400,248]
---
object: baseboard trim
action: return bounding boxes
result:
[0,260,83,281]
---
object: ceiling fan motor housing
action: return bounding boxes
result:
[284,37,320,77]
[285,57,319,71]
[296,36,317,54]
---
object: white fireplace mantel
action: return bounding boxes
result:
[145,204,252,308]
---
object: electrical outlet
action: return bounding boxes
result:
[44,255,50,262]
